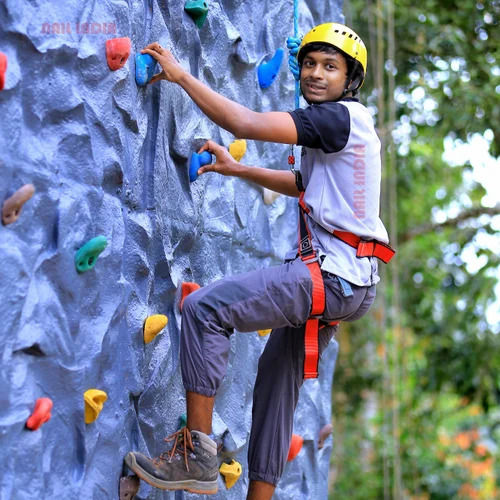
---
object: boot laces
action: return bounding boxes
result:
[154,426,195,472]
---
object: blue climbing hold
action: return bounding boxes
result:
[135,53,157,86]
[258,48,284,89]
[189,151,212,182]
[75,236,108,273]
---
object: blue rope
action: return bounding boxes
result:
[293,0,300,109]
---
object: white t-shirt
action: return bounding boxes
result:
[288,98,389,286]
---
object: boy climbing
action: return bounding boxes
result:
[125,23,394,499]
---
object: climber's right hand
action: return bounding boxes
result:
[141,42,186,84]
[197,140,239,177]
[286,36,302,81]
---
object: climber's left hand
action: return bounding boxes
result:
[197,140,239,177]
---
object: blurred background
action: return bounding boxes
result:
[329,0,500,498]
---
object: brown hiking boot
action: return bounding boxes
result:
[124,427,218,494]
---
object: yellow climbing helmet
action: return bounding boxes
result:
[298,22,367,75]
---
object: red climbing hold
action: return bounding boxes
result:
[106,37,131,71]
[26,397,53,431]
[179,282,201,312]
[0,52,7,91]
[287,433,303,461]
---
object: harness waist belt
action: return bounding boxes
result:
[298,193,395,264]
[332,230,395,264]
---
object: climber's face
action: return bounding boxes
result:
[300,50,349,103]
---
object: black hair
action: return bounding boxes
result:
[298,42,365,96]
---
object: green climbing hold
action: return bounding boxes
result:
[75,236,108,273]
[178,413,187,429]
[184,0,209,28]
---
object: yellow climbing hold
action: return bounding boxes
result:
[219,460,242,489]
[228,139,246,162]
[257,329,272,337]
[143,314,168,344]
[84,389,108,424]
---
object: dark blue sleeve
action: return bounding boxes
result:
[289,102,350,153]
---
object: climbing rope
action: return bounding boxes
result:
[293,0,300,110]
[288,0,300,173]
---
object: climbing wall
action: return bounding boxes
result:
[0,0,343,498]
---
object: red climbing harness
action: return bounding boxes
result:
[297,191,395,379]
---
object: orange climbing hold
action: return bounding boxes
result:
[2,184,35,225]
[143,314,168,344]
[179,282,201,312]
[0,52,7,91]
[106,37,131,71]
[26,397,53,430]
[287,433,303,461]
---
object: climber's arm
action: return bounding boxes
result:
[141,44,298,146]
[179,72,297,144]
[197,140,300,197]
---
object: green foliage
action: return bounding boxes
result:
[331,0,500,497]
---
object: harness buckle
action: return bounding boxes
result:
[356,239,396,263]
[357,240,375,258]
[301,255,319,264]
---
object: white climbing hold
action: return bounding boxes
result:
[263,188,280,205]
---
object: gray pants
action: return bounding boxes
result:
[180,257,376,485]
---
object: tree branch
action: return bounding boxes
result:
[400,204,500,243]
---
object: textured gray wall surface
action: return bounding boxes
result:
[0,0,343,498]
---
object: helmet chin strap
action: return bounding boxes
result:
[342,68,360,98]
[342,86,356,98]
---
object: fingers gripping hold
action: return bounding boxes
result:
[140,42,185,84]
[143,41,163,55]
[199,139,222,155]
[195,140,239,177]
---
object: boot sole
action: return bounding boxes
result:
[124,452,218,495]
